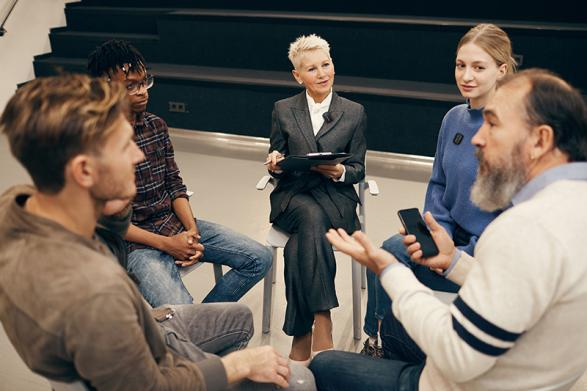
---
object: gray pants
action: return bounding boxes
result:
[159,303,316,390]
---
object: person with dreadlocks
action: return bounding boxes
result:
[88,40,272,308]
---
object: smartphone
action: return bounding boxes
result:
[397,208,439,258]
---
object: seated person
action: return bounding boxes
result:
[314,69,587,391]
[0,74,315,390]
[265,34,367,363]
[362,23,516,356]
[87,40,272,307]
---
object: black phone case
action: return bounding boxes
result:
[397,208,439,258]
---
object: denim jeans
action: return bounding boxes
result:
[309,352,422,391]
[310,307,424,390]
[160,303,316,390]
[363,234,460,337]
[128,219,272,307]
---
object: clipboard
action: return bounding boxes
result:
[277,152,351,171]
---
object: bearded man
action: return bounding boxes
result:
[312,69,587,391]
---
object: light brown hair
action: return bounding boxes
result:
[458,24,517,74]
[0,74,129,193]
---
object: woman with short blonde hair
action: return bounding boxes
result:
[265,34,367,364]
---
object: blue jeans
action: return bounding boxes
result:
[363,234,459,337]
[310,307,424,390]
[128,219,272,307]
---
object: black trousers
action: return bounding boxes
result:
[274,192,340,336]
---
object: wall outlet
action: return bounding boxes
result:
[169,101,188,113]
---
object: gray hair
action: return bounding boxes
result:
[288,34,331,69]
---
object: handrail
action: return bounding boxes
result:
[0,0,18,37]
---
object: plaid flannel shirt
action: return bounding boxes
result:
[127,112,188,252]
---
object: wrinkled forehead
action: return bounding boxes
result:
[490,79,531,119]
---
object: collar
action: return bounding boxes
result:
[512,162,587,205]
[466,99,484,118]
[306,89,333,113]
[133,111,146,127]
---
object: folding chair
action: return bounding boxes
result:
[256,176,379,340]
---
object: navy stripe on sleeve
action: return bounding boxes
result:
[454,296,522,342]
[452,316,510,357]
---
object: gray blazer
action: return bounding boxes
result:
[269,91,367,232]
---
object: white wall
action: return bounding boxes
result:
[0,0,78,114]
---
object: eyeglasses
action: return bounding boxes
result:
[126,74,154,95]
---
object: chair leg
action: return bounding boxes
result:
[361,265,367,289]
[271,247,278,284]
[262,247,277,334]
[212,264,223,283]
[351,258,362,340]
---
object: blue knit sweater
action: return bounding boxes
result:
[423,103,500,255]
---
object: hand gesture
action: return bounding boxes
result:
[326,229,398,275]
[311,163,344,180]
[265,150,285,173]
[223,346,290,388]
[403,212,455,273]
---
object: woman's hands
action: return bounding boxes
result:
[265,150,285,173]
[312,163,344,180]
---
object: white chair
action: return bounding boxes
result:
[179,259,223,280]
[256,176,379,340]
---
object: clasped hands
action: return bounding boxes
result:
[265,150,344,180]
[326,212,457,275]
[164,228,204,268]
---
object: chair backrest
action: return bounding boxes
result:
[49,380,89,391]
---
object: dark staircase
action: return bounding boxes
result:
[33,1,587,157]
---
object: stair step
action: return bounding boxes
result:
[32,55,458,156]
[34,56,460,102]
[73,0,587,23]
[48,30,161,61]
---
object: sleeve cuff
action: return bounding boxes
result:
[379,262,434,302]
[334,165,346,182]
[445,251,475,286]
[198,357,229,391]
[379,261,407,280]
[442,249,461,277]
[170,192,189,201]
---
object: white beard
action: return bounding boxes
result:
[471,145,528,212]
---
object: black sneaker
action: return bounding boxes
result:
[359,338,383,358]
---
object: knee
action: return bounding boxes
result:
[288,363,317,390]
[381,234,410,260]
[257,245,273,276]
[381,234,404,252]
[244,244,272,278]
[229,303,254,334]
[308,351,339,386]
[297,206,329,229]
